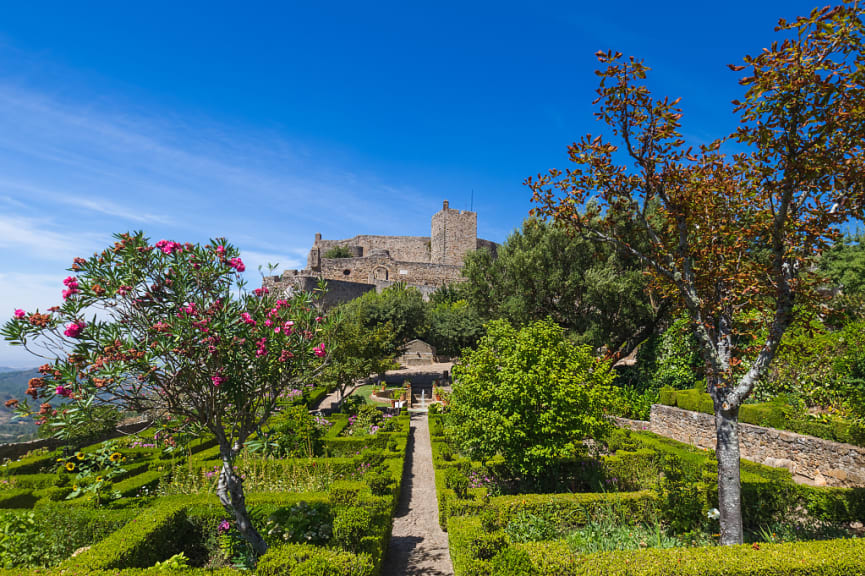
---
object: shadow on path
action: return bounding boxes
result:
[381,413,453,576]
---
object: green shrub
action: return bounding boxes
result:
[332,506,373,554]
[257,543,374,576]
[446,468,470,499]
[505,511,560,543]
[0,489,36,509]
[328,481,368,509]
[265,501,333,546]
[65,502,189,569]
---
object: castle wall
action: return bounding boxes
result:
[314,235,431,264]
[317,256,462,286]
[431,201,477,266]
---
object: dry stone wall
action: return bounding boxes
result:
[645,404,865,487]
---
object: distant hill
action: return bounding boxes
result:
[0,366,21,373]
[0,367,39,442]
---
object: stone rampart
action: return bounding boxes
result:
[316,235,431,264]
[648,404,865,487]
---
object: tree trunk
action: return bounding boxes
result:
[714,402,743,545]
[216,447,268,556]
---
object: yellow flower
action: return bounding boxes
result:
[65,462,75,471]
[75,452,85,460]
[96,476,103,482]
[109,452,123,462]
[72,484,78,490]
[56,458,64,462]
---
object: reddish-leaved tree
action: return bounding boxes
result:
[529,3,865,544]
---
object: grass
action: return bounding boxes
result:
[349,384,401,406]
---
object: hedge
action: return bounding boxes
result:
[64,501,190,569]
[0,487,37,508]
[449,514,865,575]
[256,543,375,576]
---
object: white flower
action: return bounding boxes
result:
[708,508,720,520]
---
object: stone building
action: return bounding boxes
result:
[263,200,496,307]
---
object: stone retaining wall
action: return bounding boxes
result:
[646,404,865,487]
[0,418,151,460]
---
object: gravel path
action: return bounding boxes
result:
[382,412,454,576]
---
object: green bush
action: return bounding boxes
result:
[64,501,190,569]
[0,489,36,509]
[449,515,865,575]
[257,543,374,576]
[332,506,373,554]
[449,319,616,480]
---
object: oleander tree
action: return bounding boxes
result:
[529,3,865,544]
[1,232,333,555]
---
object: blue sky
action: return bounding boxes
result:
[0,0,829,367]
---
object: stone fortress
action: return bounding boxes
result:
[263,200,497,306]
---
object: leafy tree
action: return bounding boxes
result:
[461,218,667,358]
[319,310,395,408]
[449,318,615,480]
[1,232,331,556]
[821,232,865,296]
[425,299,484,357]
[529,4,865,544]
[341,282,428,354]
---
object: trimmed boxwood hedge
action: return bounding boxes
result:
[257,542,375,575]
[450,515,865,575]
[0,487,37,508]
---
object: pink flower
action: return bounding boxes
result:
[241,312,256,325]
[218,519,231,534]
[180,303,196,315]
[55,385,72,397]
[228,257,245,272]
[253,287,269,297]
[64,321,86,338]
[264,319,273,328]
[279,350,294,362]
[155,240,183,255]
[313,343,326,358]
[63,276,79,288]
[315,316,323,322]
[216,245,225,256]
[13,309,25,319]
[212,375,226,387]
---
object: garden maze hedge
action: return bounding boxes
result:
[429,414,865,576]
[0,392,410,575]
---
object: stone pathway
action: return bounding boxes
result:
[382,412,454,576]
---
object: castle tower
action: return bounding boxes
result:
[430,200,477,266]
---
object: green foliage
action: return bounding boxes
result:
[821,233,865,297]
[152,552,190,570]
[332,506,372,554]
[323,246,354,259]
[505,511,560,543]
[425,299,484,357]
[0,511,50,568]
[248,406,327,458]
[564,518,684,555]
[256,543,374,576]
[341,283,427,350]
[66,502,190,570]
[460,218,661,353]
[265,501,333,546]
[449,319,616,479]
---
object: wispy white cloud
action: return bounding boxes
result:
[0,214,105,263]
